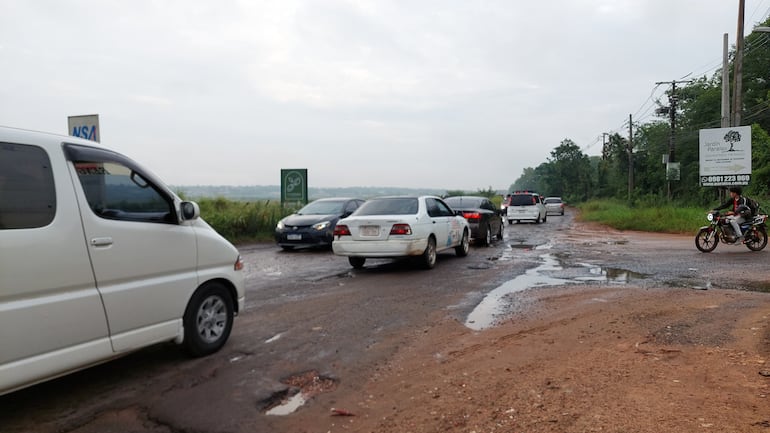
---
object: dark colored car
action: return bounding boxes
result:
[275,197,364,250]
[444,196,504,246]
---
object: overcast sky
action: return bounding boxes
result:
[2,0,769,191]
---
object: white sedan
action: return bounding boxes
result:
[332,196,470,269]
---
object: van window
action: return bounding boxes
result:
[0,142,56,229]
[73,161,174,224]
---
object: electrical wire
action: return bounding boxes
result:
[595,25,769,146]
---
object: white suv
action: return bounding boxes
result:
[505,191,547,224]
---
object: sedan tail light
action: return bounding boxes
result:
[389,224,412,235]
[462,211,481,221]
[334,225,351,236]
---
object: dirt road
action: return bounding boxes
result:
[2,211,769,433]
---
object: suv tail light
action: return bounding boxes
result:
[389,224,412,235]
[334,225,351,236]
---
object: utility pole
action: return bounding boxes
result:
[732,0,745,126]
[721,33,730,128]
[655,79,693,199]
[628,114,634,201]
[601,132,609,159]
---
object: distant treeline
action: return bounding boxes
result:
[174,185,453,201]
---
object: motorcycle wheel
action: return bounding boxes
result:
[695,228,719,252]
[745,226,768,251]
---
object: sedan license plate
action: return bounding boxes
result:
[287,234,302,240]
[360,225,379,237]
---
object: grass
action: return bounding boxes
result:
[576,200,706,234]
[192,196,710,245]
[197,198,296,244]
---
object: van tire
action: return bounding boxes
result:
[183,282,234,357]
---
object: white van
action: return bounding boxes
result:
[0,126,245,395]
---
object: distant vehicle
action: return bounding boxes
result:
[505,191,547,224]
[444,196,504,246]
[275,198,365,250]
[543,196,565,215]
[332,196,470,269]
[0,126,245,396]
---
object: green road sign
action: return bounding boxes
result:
[281,169,308,206]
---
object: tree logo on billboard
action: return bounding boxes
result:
[724,130,742,152]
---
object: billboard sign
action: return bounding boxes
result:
[699,126,751,186]
[68,114,100,142]
[281,169,308,205]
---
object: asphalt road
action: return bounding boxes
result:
[2,209,767,433]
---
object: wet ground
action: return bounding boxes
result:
[2,209,769,432]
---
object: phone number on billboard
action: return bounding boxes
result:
[700,174,750,186]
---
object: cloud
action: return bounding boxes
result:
[0,0,762,190]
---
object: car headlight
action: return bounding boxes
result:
[707,213,714,221]
[313,221,330,231]
[276,220,285,230]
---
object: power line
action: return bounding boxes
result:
[592,23,770,147]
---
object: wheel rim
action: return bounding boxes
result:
[196,295,228,343]
[462,231,469,253]
[485,226,492,245]
[427,240,436,266]
[697,230,717,251]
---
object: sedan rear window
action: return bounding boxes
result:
[445,197,484,208]
[356,198,418,215]
[544,198,562,204]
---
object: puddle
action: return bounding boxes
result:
[465,254,571,330]
[465,256,649,330]
[262,370,338,416]
[266,392,307,416]
[575,266,647,283]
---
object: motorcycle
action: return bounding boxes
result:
[695,210,768,252]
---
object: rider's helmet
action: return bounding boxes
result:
[737,204,752,218]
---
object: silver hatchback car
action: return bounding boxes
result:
[543,196,565,215]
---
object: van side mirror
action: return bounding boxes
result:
[181,201,200,221]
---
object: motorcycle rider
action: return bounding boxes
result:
[713,186,751,242]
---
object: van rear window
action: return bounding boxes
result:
[509,194,536,206]
[0,142,56,229]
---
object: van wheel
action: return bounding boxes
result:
[183,282,234,357]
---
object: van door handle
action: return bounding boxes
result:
[91,237,113,247]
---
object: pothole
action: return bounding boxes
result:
[575,266,648,283]
[262,370,338,416]
[509,243,535,249]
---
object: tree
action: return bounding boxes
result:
[546,139,593,201]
